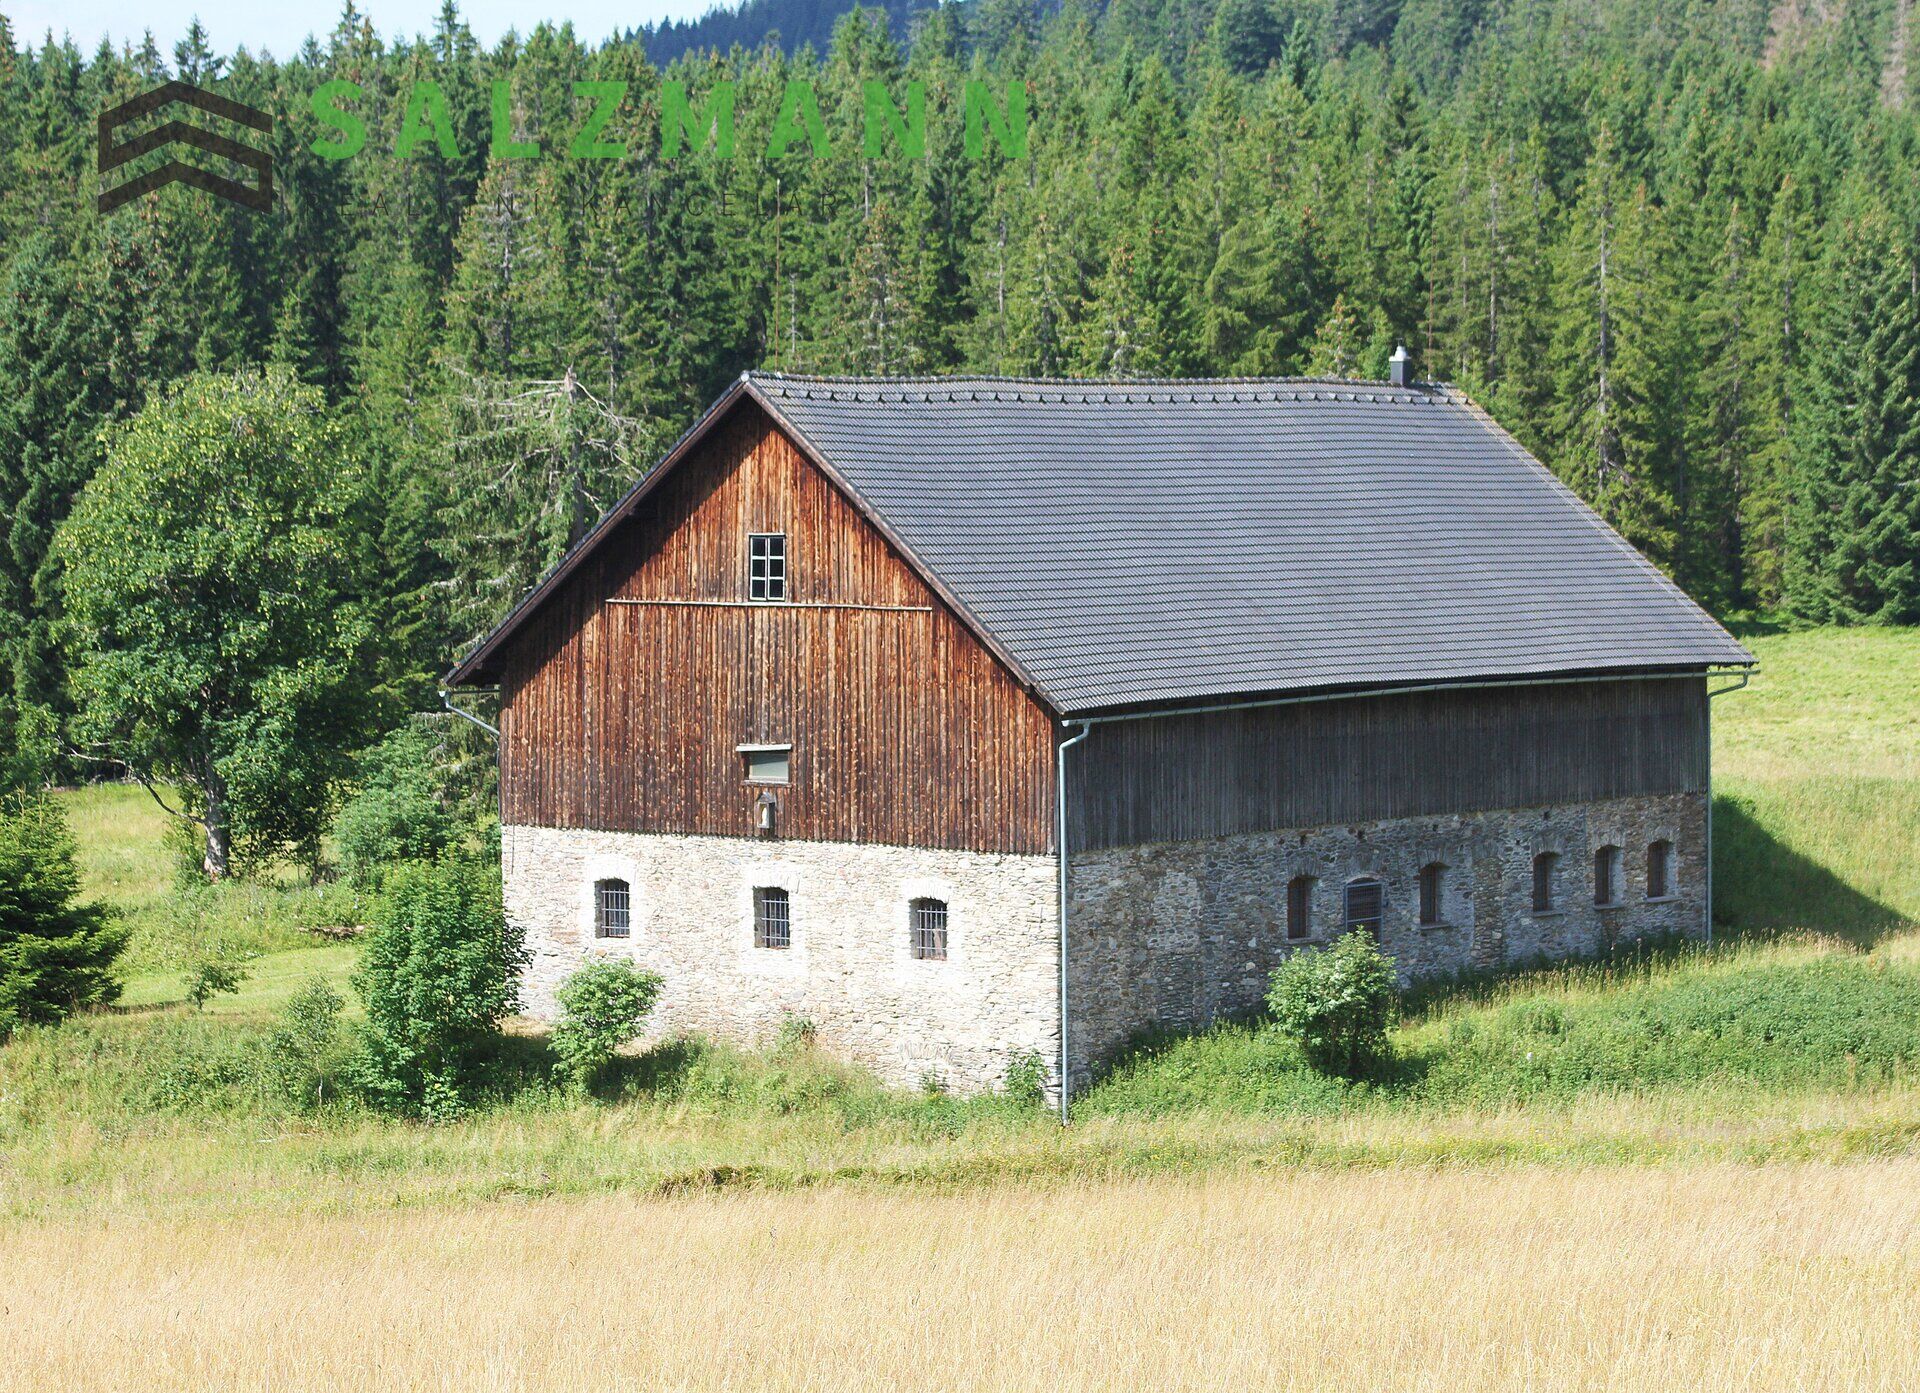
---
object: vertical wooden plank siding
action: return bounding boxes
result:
[497,403,1056,855]
[1065,677,1710,851]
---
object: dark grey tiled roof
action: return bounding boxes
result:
[749,373,1751,714]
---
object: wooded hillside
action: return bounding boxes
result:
[2,0,1917,789]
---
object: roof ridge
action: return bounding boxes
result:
[743,370,1468,405]
[745,369,1453,388]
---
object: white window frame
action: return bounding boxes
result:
[578,853,646,948]
[748,532,788,602]
[738,863,806,975]
[895,876,961,974]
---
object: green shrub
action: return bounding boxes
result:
[0,795,125,1037]
[264,976,346,1108]
[1084,1020,1361,1116]
[163,882,252,1010]
[184,955,247,1010]
[348,857,526,1120]
[549,957,663,1093]
[1002,1051,1048,1109]
[332,724,460,889]
[772,1015,817,1053]
[1266,930,1399,1078]
[162,818,209,891]
[1415,951,1920,1107]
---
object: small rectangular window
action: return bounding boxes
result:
[1286,876,1313,941]
[1532,853,1558,913]
[1647,840,1672,899]
[1418,863,1446,927]
[754,886,791,949]
[1594,845,1622,907]
[740,743,791,785]
[910,898,948,961]
[1344,879,1384,940]
[594,879,630,938]
[749,533,787,601]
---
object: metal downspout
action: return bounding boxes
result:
[1704,670,1749,950]
[440,688,501,738]
[1056,721,1092,1126]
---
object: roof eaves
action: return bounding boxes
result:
[1052,659,1758,722]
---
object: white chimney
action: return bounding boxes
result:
[1388,345,1412,389]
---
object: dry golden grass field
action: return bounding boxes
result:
[5,1162,1919,1391]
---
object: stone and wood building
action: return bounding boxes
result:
[447,368,1754,1102]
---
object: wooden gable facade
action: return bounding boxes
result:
[495,401,1058,855]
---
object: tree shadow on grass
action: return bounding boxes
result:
[1086,1010,1431,1101]
[597,1036,706,1101]
[1721,612,1791,641]
[470,1030,559,1100]
[1712,793,1908,948]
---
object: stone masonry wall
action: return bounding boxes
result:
[1064,792,1707,1089]
[502,824,1059,1094]
[506,791,1704,1098]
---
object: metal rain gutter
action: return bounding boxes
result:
[1064,666,1758,728]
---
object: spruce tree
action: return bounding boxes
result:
[1305,294,1364,377]
[1785,200,1920,624]
[0,795,124,1035]
[1544,134,1686,578]
[0,235,109,785]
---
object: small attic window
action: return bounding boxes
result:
[749,533,787,601]
[739,742,791,785]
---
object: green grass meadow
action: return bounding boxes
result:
[3,625,1917,1218]
[1711,626,1920,940]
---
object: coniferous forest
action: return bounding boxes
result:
[2,0,1919,803]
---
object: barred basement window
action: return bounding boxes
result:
[909,898,949,960]
[1418,862,1447,927]
[753,886,791,949]
[1286,875,1315,941]
[1532,852,1559,913]
[594,879,630,939]
[1344,878,1384,941]
[1594,845,1622,907]
[748,532,787,601]
[1647,840,1674,899]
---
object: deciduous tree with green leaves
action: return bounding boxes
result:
[56,369,379,878]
